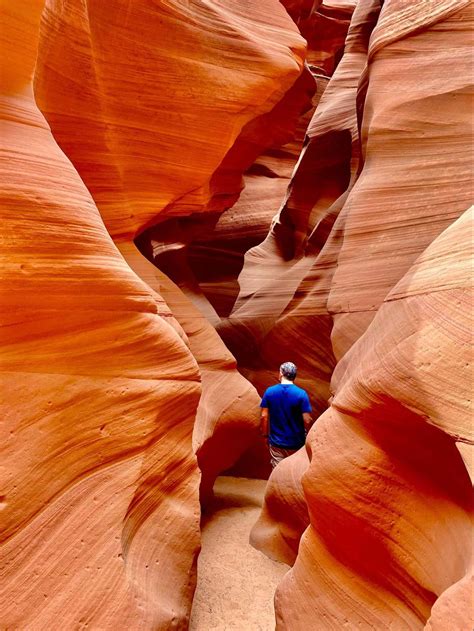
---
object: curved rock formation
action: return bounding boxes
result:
[248,0,473,628]
[118,242,262,502]
[33,0,313,487]
[277,207,473,629]
[283,0,356,75]
[326,0,473,360]
[249,448,310,565]
[3,0,472,628]
[34,0,308,240]
[151,66,316,321]
[148,1,357,327]
[1,2,201,628]
[221,0,366,414]
[2,1,315,627]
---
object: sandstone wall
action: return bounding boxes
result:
[32,0,313,490]
[1,0,311,627]
[246,1,473,628]
[34,0,308,240]
[277,206,473,630]
[1,2,201,628]
[2,0,472,628]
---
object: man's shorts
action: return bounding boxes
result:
[269,444,299,469]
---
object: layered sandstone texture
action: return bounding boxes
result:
[118,242,264,501]
[1,0,311,629]
[248,1,474,630]
[141,0,356,327]
[1,3,201,629]
[248,0,380,557]
[33,0,313,489]
[283,0,356,75]
[220,0,363,416]
[2,0,473,629]
[34,0,308,240]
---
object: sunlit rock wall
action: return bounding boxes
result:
[118,242,263,503]
[247,0,474,629]
[1,0,311,628]
[212,0,357,476]
[34,0,308,239]
[32,0,311,493]
[277,207,473,630]
[1,2,201,629]
[248,0,379,557]
[138,0,356,338]
[2,0,472,628]
[221,0,363,416]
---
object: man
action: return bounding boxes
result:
[260,362,312,469]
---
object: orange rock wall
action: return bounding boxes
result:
[221,0,365,414]
[277,207,473,630]
[118,242,262,502]
[142,66,316,322]
[2,0,472,629]
[32,0,313,488]
[283,0,356,75]
[1,2,201,628]
[34,0,307,241]
[144,1,356,331]
[248,0,376,559]
[246,0,473,629]
[1,0,312,628]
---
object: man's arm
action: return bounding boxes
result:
[260,407,269,438]
[301,389,313,434]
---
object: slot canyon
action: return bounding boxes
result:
[1,0,472,630]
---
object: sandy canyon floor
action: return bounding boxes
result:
[190,477,288,630]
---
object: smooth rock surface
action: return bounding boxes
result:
[33,0,313,487]
[2,0,473,629]
[2,0,312,627]
[246,2,474,629]
[34,0,308,240]
[277,207,473,630]
[118,242,263,503]
[1,2,201,628]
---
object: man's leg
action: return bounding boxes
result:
[269,444,298,469]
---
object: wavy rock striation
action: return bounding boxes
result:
[221,0,363,425]
[2,0,472,629]
[34,0,308,240]
[146,67,316,322]
[283,0,356,75]
[2,0,312,628]
[33,0,312,489]
[1,2,201,628]
[247,1,473,629]
[248,0,380,558]
[118,242,262,502]
[277,206,473,630]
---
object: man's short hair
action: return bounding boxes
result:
[280,362,297,381]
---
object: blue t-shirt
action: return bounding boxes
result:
[260,383,312,449]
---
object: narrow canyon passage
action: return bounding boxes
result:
[2,1,472,630]
[190,477,288,631]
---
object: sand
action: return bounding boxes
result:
[189,477,289,631]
